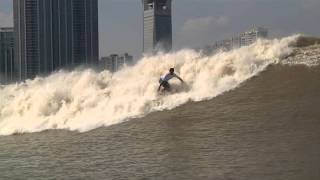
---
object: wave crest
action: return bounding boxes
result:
[0,35,298,135]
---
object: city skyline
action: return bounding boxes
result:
[0,27,14,84]
[0,0,320,59]
[13,0,99,81]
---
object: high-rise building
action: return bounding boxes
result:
[13,0,99,81]
[142,0,172,53]
[99,53,134,72]
[0,27,14,84]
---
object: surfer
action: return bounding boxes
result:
[158,68,184,92]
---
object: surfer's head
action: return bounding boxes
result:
[169,68,175,74]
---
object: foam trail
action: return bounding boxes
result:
[0,35,298,135]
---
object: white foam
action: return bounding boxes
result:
[282,44,320,66]
[0,35,298,135]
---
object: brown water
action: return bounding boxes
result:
[0,65,320,180]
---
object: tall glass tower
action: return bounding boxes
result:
[13,0,99,81]
[143,0,172,54]
[0,27,14,84]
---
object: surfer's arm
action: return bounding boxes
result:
[175,75,184,83]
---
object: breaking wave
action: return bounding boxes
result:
[0,35,300,135]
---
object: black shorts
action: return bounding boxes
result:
[160,81,170,90]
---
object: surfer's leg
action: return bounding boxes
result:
[159,81,166,91]
[164,82,171,92]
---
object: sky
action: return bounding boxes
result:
[0,0,320,59]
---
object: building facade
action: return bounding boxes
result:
[13,0,99,81]
[209,26,268,53]
[99,53,133,72]
[0,27,14,84]
[239,27,268,47]
[143,0,172,53]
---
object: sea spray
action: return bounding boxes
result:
[0,35,298,135]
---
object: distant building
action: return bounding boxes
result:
[0,27,14,84]
[13,0,99,81]
[240,27,268,46]
[99,53,133,72]
[143,0,172,53]
[212,39,232,51]
[231,36,241,49]
[209,26,268,53]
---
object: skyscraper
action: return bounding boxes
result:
[0,27,14,84]
[142,0,172,54]
[13,0,99,81]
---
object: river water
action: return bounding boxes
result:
[1,65,319,180]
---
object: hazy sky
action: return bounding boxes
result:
[0,0,319,59]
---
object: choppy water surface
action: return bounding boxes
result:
[1,65,320,180]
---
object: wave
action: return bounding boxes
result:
[0,35,300,135]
